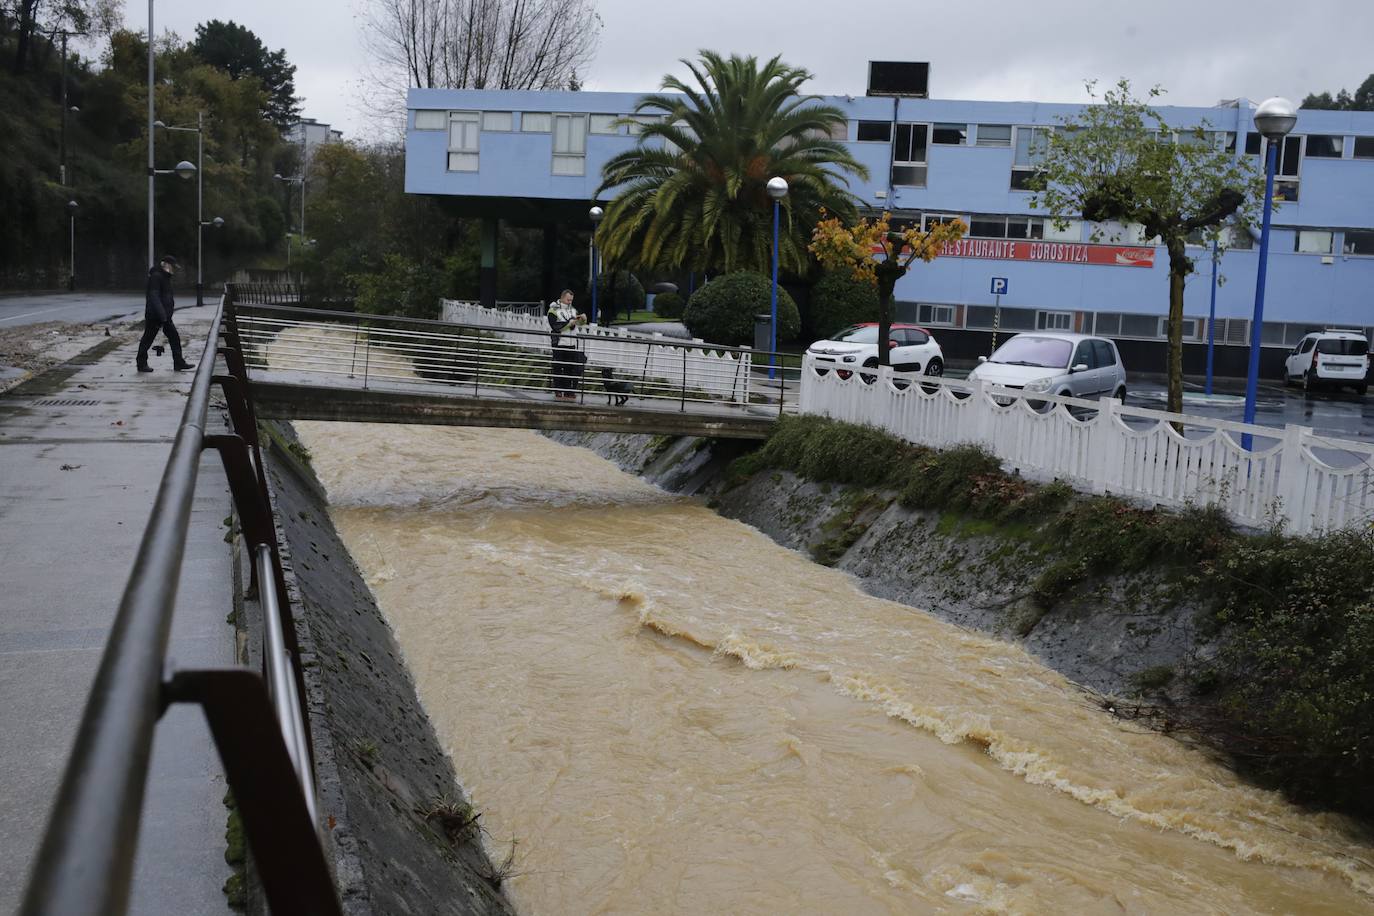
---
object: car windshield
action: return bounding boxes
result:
[1316,338,1369,356]
[988,336,1074,369]
[829,325,880,344]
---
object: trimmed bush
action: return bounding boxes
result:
[683,271,800,347]
[808,270,879,340]
[651,290,685,319]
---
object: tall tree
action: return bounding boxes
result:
[595,51,869,275]
[810,212,967,367]
[1030,80,1264,414]
[359,0,600,125]
[189,19,300,128]
[1302,73,1374,111]
[4,0,121,74]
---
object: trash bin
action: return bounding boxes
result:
[754,314,773,355]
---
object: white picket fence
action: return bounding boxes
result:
[440,299,755,404]
[799,356,1374,536]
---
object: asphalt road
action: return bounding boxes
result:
[0,292,145,327]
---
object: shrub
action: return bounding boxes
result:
[352,254,447,319]
[683,271,800,347]
[651,290,685,319]
[808,270,879,340]
[729,415,919,488]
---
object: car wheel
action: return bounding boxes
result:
[918,358,944,393]
[1357,384,1368,397]
[859,358,878,385]
[1303,371,1318,397]
[1113,385,1127,403]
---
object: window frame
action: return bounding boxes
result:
[520,112,552,133]
[551,112,588,176]
[1036,309,1074,331]
[413,109,446,131]
[1304,134,1344,159]
[1354,136,1374,160]
[1343,229,1374,256]
[1294,229,1334,255]
[1011,125,1051,191]
[931,123,967,145]
[974,124,1012,147]
[589,114,621,135]
[481,111,513,132]
[446,111,481,172]
[917,303,956,326]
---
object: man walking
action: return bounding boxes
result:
[137,254,194,373]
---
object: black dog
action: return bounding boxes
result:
[601,367,633,406]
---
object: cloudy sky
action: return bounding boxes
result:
[108,0,1371,139]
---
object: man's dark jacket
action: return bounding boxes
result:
[145,265,174,323]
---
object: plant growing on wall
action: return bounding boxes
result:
[1028,79,1264,414]
[809,212,967,366]
[595,50,868,275]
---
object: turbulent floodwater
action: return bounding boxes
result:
[297,422,1374,915]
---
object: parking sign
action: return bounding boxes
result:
[990,277,1009,295]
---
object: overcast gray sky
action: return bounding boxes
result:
[114,0,1371,140]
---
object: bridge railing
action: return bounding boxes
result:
[20,298,341,915]
[234,303,795,414]
[799,356,1374,535]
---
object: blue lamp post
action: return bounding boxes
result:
[1242,97,1297,449]
[1205,237,1219,395]
[766,176,789,379]
[589,205,603,324]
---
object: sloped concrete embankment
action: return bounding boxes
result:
[257,422,516,915]
[545,430,1206,699]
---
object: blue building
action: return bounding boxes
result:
[403,84,1374,374]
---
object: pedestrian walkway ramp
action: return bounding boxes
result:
[234,303,791,440]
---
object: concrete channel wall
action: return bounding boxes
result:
[255,422,516,915]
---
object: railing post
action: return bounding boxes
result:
[1275,423,1310,535]
[681,346,688,412]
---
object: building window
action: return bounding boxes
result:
[482,111,513,131]
[1305,135,1343,158]
[626,115,662,136]
[447,111,480,171]
[1093,313,1121,336]
[1158,317,1199,339]
[1295,229,1334,254]
[521,112,552,132]
[1119,314,1159,338]
[1249,134,1303,201]
[1226,226,1255,249]
[917,303,956,326]
[1037,310,1073,331]
[414,110,446,130]
[975,124,1012,147]
[1355,137,1374,159]
[922,212,964,231]
[932,123,967,145]
[1343,230,1374,255]
[552,113,587,175]
[892,122,929,187]
[969,215,1044,239]
[1011,126,1050,190]
[1043,219,1081,242]
[857,121,892,142]
[589,114,621,134]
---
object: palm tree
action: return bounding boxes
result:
[595,51,869,275]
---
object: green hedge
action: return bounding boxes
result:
[651,290,685,319]
[808,271,878,340]
[683,271,800,347]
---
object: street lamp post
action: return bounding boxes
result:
[156,112,210,304]
[66,200,78,291]
[147,0,155,269]
[1205,237,1219,395]
[1243,97,1297,449]
[274,173,306,288]
[589,206,603,324]
[766,176,789,380]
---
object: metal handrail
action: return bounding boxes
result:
[236,303,798,417]
[20,299,340,915]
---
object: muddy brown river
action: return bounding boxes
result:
[297,421,1374,915]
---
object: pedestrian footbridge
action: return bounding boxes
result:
[234,303,790,440]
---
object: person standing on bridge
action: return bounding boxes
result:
[547,289,587,401]
[136,255,194,373]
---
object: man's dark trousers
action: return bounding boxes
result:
[137,318,185,366]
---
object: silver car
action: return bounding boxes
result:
[967,332,1127,402]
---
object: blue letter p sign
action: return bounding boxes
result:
[990,277,1009,295]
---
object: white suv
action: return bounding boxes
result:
[1283,330,1369,395]
[806,322,944,382]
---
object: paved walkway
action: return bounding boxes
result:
[0,323,235,914]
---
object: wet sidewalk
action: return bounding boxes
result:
[0,323,236,914]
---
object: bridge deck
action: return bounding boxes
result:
[248,367,783,439]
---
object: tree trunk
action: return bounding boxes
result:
[12,0,39,75]
[1166,240,1189,415]
[876,261,901,368]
